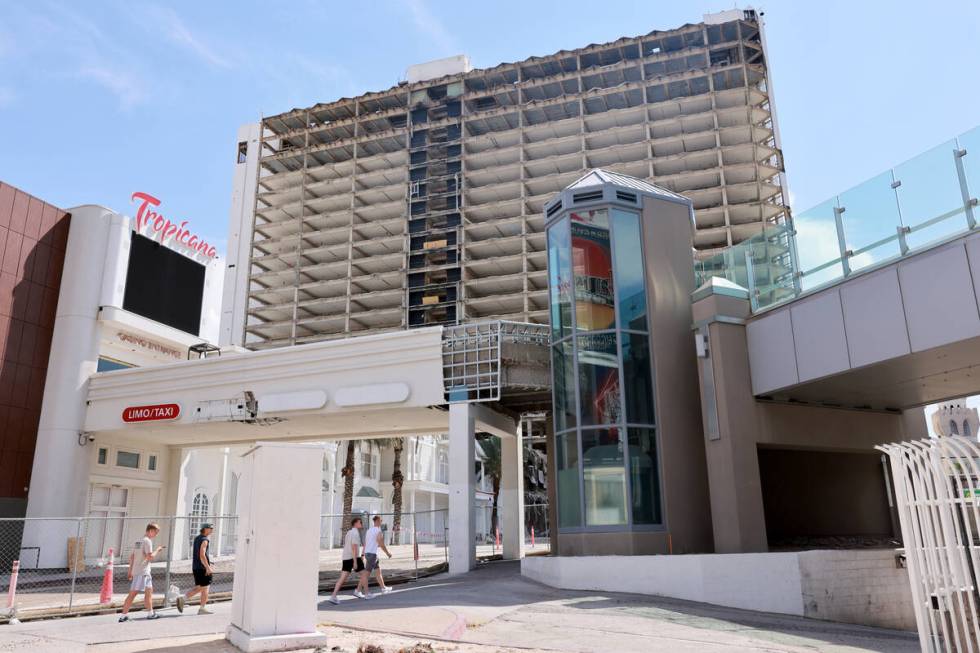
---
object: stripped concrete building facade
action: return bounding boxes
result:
[221,8,790,349]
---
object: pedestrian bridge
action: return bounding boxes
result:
[83,322,544,576]
[84,322,549,445]
[700,125,980,410]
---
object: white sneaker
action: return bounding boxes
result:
[353,590,365,599]
[363,593,374,600]
[198,606,213,615]
[328,596,340,605]
[176,595,185,613]
[381,587,392,594]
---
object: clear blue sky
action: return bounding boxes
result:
[0,0,977,256]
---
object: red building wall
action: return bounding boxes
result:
[0,182,70,513]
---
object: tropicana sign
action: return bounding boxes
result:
[131,191,218,261]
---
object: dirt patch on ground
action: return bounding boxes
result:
[88,626,553,653]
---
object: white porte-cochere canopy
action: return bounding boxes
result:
[83,324,524,576]
[84,327,450,445]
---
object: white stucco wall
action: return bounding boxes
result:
[523,550,916,630]
[523,553,804,616]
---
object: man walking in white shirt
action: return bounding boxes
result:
[364,515,393,595]
[119,523,165,622]
[328,517,370,604]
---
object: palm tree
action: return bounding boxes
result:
[375,438,406,544]
[478,435,502,537]
[340,440,357,537]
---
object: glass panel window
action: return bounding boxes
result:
[582,428,627,526]
[838,170,903,272]
[570,209,615,331]
[621,332,655,425]
[896,138,969,249]
[556,430,582,528]
[551,340,577,432]
[547,219,574,339]
[360,446,376,478]
[959,127,980,214]
[576,332,621,427]
[628,428,663,524]
[438,452,449,484]
[148,455,157,472]
[97,448,108,465]
[795,198,845,290]
[610,209,647,331]
[97,357,134,372]
[116,450,140,469]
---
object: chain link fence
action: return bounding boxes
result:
[0,510,449,619]
[0,515,238,619]
[319,510,448,588]
[524,503,550,552]
[473,502,551,556]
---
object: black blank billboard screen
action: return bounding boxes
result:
[123,233,205,336]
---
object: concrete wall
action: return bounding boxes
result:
[798,549,915,631]
[641,196,712,554]
[220,123,259,348]
[0,182,69,513]
[523,549,915,631]
[693,285,906,554]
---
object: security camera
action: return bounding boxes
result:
[87,435,96,443]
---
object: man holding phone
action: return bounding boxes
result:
[119,522,165,622]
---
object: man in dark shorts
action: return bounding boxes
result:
[177,523,214,615]
[328,517,370,604]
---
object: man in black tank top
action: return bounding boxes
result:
[176,523,214,615]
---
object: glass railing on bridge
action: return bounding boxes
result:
[697,125,980,312]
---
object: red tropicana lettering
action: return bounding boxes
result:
[130,192,161,231]
[130,191,217,260]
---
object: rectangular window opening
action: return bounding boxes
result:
[116,450,141,469]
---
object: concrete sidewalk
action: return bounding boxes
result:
[0,561,919,652]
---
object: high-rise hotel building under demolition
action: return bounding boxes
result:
[220,8,790,349]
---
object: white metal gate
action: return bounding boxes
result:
[878,437,980,652]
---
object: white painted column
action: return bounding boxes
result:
[429,492,435,543]
[26,208,118,532]
[501,421,525,560]
[227,442,327,652]
[409,489,416,544]
[171,449,192,559]
[448,402,476,575]
[216,447,230,555]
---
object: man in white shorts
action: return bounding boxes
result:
[364,515,393,595]
[119,522,165,622]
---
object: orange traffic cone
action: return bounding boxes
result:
[99,548,114,605]
[6,560,19,610]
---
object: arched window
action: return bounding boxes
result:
[951,420,960,436]
[189,491,210,548]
